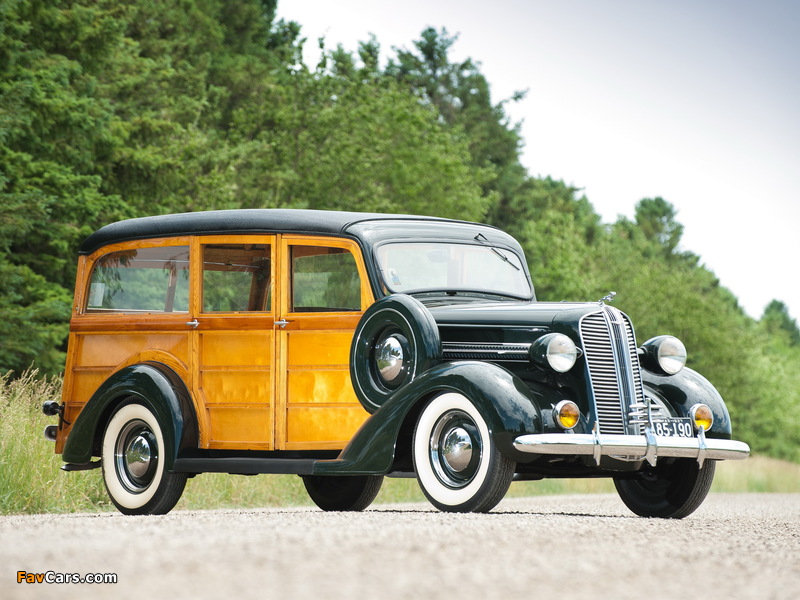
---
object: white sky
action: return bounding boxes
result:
[278,0,800,321]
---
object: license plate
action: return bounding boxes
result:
[651,418,694,438]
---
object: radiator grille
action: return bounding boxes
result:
[579,307,644,434]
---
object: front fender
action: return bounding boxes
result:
[62,363,198,468]
[642,367,733,439]
[314,361,542,475]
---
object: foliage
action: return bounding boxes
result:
[761,300,800,346]
[0,0,797,464]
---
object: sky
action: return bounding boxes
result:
[278,0,799,321]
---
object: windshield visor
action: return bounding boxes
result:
[376,242,532,298]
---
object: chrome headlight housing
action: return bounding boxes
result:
[531,333,579,373]
[640,335,687,375]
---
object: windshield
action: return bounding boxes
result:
[376,242,532,298]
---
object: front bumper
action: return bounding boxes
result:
[512,428,750,467]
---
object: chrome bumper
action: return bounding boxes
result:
[512,428,750,467]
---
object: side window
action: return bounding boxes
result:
[202,244,272,312]
[291,246,361,312]
[86,246,190,312]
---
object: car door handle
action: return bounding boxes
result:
[275,319,291,329]
[186,319,200,328]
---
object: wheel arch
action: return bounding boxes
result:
[315,360,542,475]
[62,362,199,469]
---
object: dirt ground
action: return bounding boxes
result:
[2,493,799,600]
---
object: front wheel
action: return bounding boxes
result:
[301,475,384,511]
[413,392,515,513]
[614,459,716,519]
[101,402,187,515]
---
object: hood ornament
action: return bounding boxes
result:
[599,291,617,305]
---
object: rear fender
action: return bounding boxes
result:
[61,363,198,468]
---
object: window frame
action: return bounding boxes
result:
[80,238,192,316]
[199,240,274,314]
[280,236,372,317]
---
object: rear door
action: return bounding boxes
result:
[192,236,276,450]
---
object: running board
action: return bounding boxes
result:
[172,457,318,475]
[61,461,101,472]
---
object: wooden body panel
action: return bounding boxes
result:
[197,328,274,449]
[281,327,368,449]
[59,232,374,455]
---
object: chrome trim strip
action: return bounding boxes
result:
[606,306,640,425]
[512,432,750,466]
[442,342,531,361]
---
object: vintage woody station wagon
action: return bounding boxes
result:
[43,209,750,517]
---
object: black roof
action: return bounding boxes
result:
[79,209,465,255]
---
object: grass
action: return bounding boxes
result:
[2,371,798,515]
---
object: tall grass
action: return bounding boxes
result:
[2,372,798,515]
[0,371,110,513]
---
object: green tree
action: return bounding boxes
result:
[0,0,130,373]
[385,27,528,228]
[633,196,684,256]
[0,1,494,373]
[761,300,800,346]
[516,178,603,301]
[227,41,492,220]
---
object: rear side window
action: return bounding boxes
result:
[86,246,190,313]
[202,244,272,312]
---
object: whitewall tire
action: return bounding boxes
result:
[413,392,514,513]
[101,402,187,515]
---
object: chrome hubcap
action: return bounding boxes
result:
[114,419,158,493]
[441,427,473,472]
[125,433,153,479]
[430,410,481,488]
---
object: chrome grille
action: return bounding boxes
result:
[579,307,644,434]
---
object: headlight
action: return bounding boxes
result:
[531,333,578,373]
[640,335,687,375]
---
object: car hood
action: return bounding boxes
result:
[428,302,601,326]
[427,299,607,330]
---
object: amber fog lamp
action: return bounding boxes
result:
[690,404,714,432]
[554,400,581,430]
[532,333,578,373]
[640,335,687,375]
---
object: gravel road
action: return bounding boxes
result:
[2,493,798,600]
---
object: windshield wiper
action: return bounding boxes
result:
[474,233,520,270]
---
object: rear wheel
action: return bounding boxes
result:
[302,475,384,511]
[413,392,515,513]
[614,459,716,519]
[101,402,187,515]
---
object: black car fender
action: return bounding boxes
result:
[315,360,543,476]
[641,367,733,438]
[61,363,199,468]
